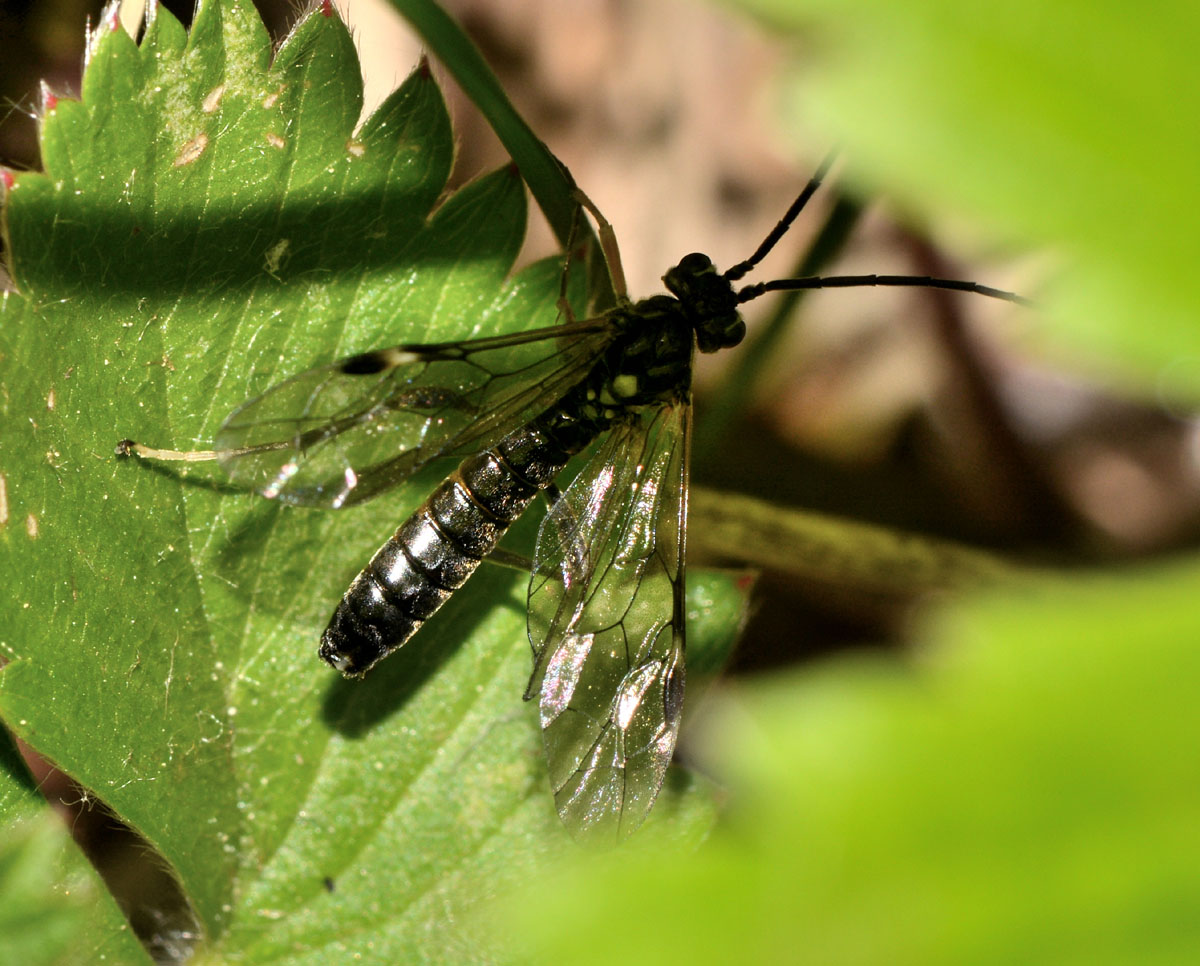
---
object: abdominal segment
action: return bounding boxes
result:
[318,424,575,676]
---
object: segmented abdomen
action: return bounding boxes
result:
[318,418,592,676]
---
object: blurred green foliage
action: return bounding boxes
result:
[736,0,1200,391]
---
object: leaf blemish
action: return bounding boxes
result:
[262,88,283,109]
[202,84,225,114]
[265,132,286,150]
[46,387,55,411]
[264,239,290,278]
[346,139,365,158]
[25,514,37,539]
[173,133,208,167]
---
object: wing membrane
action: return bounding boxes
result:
[526,401,690,843]
[213,320,613,507]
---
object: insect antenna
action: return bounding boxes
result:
[724,152,1029,307]
[737,273,1031,307]
[695,158,1028,465]
[723,151,838,283]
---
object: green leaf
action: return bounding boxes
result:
[728,0,1200,391]
[0,733,151,965]
[0,1,738,960]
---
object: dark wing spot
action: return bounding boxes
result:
[340,351,393,375]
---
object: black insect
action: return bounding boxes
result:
[118,161,1025,842]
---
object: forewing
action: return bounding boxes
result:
[526,401,690,843]
[213,320,612,507]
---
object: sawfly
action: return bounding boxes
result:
[119,158,1025,841]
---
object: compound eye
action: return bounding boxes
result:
[676,252,713,274]
[696,315,746,353]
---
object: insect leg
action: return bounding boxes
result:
[572,187,628,300]
[556,206,588,323]
[485,547,534,573]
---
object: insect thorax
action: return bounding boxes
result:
[594,253,746,407]
[527,256,745,460]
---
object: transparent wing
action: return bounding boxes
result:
[213,320,613,507]
[526,400,690,843]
